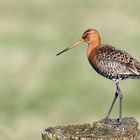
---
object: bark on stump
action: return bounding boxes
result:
[42,117,140,140]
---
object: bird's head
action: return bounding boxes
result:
[56,29,101,56]
[82,29,100,43]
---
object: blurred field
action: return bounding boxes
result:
[0,0,140,140]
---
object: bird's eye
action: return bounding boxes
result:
[82,32,90,39]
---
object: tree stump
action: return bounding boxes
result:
[42,117,140,140]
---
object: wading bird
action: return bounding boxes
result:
[57,29,140,122]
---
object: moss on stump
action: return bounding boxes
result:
[42,117,140,140]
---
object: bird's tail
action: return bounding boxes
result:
[128,75,140,79]
[136,64,140,73]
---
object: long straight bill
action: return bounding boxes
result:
[56,38,84,56]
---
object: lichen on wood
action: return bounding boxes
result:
[42,117,140,140]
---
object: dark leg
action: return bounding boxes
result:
[116,82,123,122]
[104,81,123,121]
[104,91,118,120]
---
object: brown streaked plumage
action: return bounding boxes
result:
[57,29,140,123]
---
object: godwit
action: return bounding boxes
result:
[57,29,140,122]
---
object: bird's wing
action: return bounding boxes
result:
[97,59,139,75]
[96,45,140,75]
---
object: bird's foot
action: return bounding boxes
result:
[101,116,111,124]
[100,116,122,125]
[117,118,122,124]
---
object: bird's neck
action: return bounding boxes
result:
[87,39,101,57]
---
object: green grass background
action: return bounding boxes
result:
[0,0,140,139]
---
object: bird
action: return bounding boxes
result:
[56,29,140,123]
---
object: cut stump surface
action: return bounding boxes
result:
[42,117,140,140]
